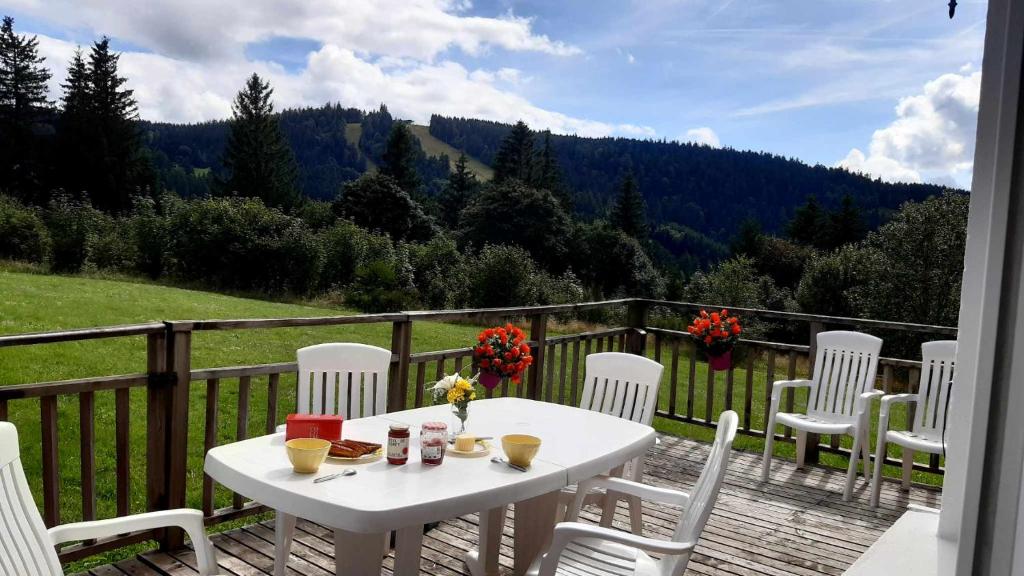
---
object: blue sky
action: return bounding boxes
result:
[3,0,987,186]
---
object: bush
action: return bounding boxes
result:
[87,214,137,273]
[344,259,418,312]
[461,244,545,308]
[0,195,50,263]
[128,195,171,278]
[165,196,323,294]
[796,245,877,317]
[334,173,436,241]
[44,193,106,273]
[683,256,794,339]
[318,220,397,291]
[407,235,465,309]
[571,222,665,298]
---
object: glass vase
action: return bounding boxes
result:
[451,403,470,437]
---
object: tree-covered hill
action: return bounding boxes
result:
[428,115,950,241]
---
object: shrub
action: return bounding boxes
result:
[44,193,105,273]
[344,259,418,312]
[461,244,544,308]
[0,195,50,263]
[407,235,465,309]
[334,173,436,241]
[128,195,171,279]
[796,245,877,317]
[571,222,665,298]
[165,196,323,294]
[318,220,397,291]
[87,214,137,273]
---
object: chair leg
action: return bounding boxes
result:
[761,412,777,482]
[844,431,862,502]
[795,430,807,469]
[627,455,644,535]
[861,430,872,479]
[902,449,915,490]
[274,512,297,576]
[870,440,886,508]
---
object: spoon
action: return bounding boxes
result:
[491,456,528,472]
[313,469,357,483]
[448,435,493,445]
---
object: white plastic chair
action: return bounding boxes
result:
[274,342,392,576]
[528,411,738,576]
[761,331,883,501]
[870,340,956,507]
[564,352,664,534]
[0,421,222,576]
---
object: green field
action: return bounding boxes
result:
[408,124,494,181]
[0,269,938,569]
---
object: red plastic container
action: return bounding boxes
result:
[285,414,343,441]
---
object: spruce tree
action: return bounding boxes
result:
[380,122,421,193]
[609,172,647,238]
[220,73,300,209]
[492,120,534,183]
[438,152,478,226]
[531,131,570,209]
[0,16,52,199]
[0,16,51,126]
[826,194,867,249]
[786,195,824,247]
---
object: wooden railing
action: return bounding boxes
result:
[0,298,955,564]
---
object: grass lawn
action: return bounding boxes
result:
[0,268,941,571]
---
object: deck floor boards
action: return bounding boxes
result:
[78,434,940,576]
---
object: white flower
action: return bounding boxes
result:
[430,373,459,392]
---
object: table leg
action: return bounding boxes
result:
[274,512,297,576]
[513,490,560,576]
[393,526,424,575]
[334,529,386,575]
[464,505,507,576]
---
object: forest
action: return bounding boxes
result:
[0,17,967,340]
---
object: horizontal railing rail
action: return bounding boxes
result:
[0,298,954,564]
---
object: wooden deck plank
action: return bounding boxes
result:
[107,435,942,576]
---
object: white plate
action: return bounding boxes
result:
[446,441,491,458]
[326,447,383,464]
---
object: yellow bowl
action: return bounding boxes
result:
[285,438,331,474]
[501,434,542,468]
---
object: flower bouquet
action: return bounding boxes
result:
[430,372,478,435]
[687,309,742,370]
[473,323,533,390]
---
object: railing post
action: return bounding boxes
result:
[527,314,548,400]
[389,319,413,412]
[626,300,649,356]
[146,323,192,551]
[805,321,825,465]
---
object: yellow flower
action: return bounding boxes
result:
[456,378,472,391]
[469,391,477,400]
[447,388,463,404]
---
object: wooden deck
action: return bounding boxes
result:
[75,434,941,576]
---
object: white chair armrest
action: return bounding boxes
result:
[537,522,694,575]
[49,509,219,575]
[880,393,917,409]
[567,476,688,520]
[856,390,884,414]
[770,380,813,403]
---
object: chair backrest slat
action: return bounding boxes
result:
[0,422,62,576]
[580,353,664,426]
[807,332,883,422]
[913,341,957,439]
[296,343,393,419]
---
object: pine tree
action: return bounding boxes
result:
[825,194,867,249]
[220,73,300,209]
[531,131,570,209]
[438,152,478,226]
[0,16,52,199]
[492,120,534,183]
[730,218,764,257]
[609,172,647,238]
[60,48,89,118]
[786,195,824,247]
[0,16,51,126]
[381,122,421,193]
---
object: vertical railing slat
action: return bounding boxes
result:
[266,373,279,434]
[706,364,715,423]
[41,395,60,527]
[687,345,697,419]
[784,351,797,439]
[764,350,776,437]
[558,342,568,405]
[668,339,679,416]
[203,378,220,516]
[115,387,130,517]
[415,362,426,408]
[233,376,251,510]
[743,351,755,432]
[570,340,581,406]
[79,391,96,524]
[544,343,556,402]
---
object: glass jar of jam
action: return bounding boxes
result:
[387,424,410,465]
[420,421,447,465]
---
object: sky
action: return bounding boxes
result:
[1,0,988,188]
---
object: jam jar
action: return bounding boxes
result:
[420,421,448,465]
[387,424,410,464]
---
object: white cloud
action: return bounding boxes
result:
[34,34,652,137]
[627,53,636,64]
[837,70,980,186]
[682,126,720,147]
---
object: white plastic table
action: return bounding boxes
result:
[204,397,656,576]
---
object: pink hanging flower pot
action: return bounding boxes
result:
[479,371,502,390]
[707,349,732,371]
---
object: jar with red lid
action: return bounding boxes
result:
[387,424,410,465]
[420,421,447,465]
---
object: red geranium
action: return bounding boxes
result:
[687,309,741,357]
[473,323,532,384]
